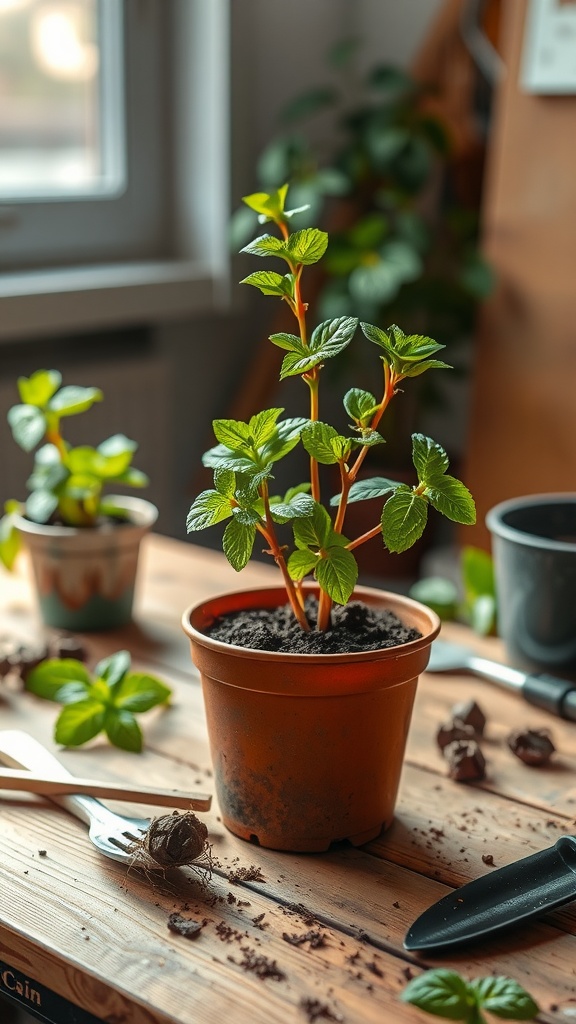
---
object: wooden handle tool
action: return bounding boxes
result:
[0,767,212,811]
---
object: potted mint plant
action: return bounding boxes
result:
[0,371,157,631]
[182,185,476,853]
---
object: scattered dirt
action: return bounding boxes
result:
[507,727,556,766]
[300,998,343,1023]
[167,913,206,939]
[129,811,212,875]
[482,853,495,865]
[282,930,326,949]
[228,864,266,883]
[230,946,286,981]
[206,597,421,654]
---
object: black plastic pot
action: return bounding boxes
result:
[486,493,576,677]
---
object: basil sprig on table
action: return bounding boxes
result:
[26,650,171,752]
[401,969,539,1024]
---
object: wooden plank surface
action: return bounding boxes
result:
[0,536,573,1023]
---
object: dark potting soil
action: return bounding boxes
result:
[206,597,421,654]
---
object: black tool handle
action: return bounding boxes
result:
[523,674,576,721]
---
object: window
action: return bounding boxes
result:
[0,0,230,337]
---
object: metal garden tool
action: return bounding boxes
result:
[427,638,576,721]
[0,730,204,864]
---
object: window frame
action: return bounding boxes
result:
[0,0,231,341]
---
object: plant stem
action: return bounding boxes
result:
[260,484,311,631]
[346,523,382,550]
[349,362,396,484]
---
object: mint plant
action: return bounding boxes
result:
[0,369,149,569]
[187,184,476,632]
[401,968,539,1024]
[26,650,171,752]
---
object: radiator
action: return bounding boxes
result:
[0,355,171,533]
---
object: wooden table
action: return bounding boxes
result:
[0,535,574,1024]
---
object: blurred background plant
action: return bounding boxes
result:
[231,36,494,467]
[409,545,497,635]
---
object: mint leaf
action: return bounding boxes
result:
[469,976,539,1020]
[242,184,288,220]
[343,388,378,425]
[48,385,102,417]
[293,502,332,549]
[316,546,358,604]
[412,433,449,482]
[333,476,401,506]
[270,493,315,523]
[55,700,106,747]
[17,369,62,408]
[400,969,471,1020]
[286,227,328,265]
[301,422,341,465]
[7,404,46,452]
[241,271,293,297]
[240,233,286,258]
[94,649,131,687]
[426,475,476,525]
[186,490,233,531]
[104,709,143,753]
[223,518,256,571]
[309,316,358,358]
[214,467,236,497]
[111,673,171,712]
[212,418,251,451]
[249,408,284,448]
[381,487,428,552]
[287,548,319,581]
[269,331,305,353]
[26,659,92,701]
[260,416,308,463]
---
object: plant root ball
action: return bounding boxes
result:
[134,811,209,868]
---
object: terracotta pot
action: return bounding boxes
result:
[15,496,158,631]
[182,585,440,852]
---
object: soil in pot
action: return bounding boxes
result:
[206,596,421,654]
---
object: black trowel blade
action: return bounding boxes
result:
[404,836,576,951]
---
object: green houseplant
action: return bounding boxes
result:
[0,370,157,631]
[182,184,476,852]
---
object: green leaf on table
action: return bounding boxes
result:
[316,545,358,604]
[381,486,428,552]
[104,709,143,753]
[111,673,172,713]
[186,490,233,531]
[17,370,62,408]
[94,649,131,688]
[55,700,107,747]
[26,659,92,701]
[223,517,256,571]
[48,386,103,417]
[469,976,539,1019]
[7,404,47,452]
[400,969,471,1020]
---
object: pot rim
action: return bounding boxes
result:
[13,495,158,539]
[182,583,440,665]
[486,492,576,552]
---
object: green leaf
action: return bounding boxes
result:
[287,548,319,581]
[316,546,358,605]
[269,493,315,523]
[249,408,283,448]
[469,594,497,637]
[279,351,324,380]
[293,502,332,549]
[94,649,131,687]
[97,433,138,457]
[412,433,449,483]
[48,385,103,417]
[309,317,358,357]
[17,369,62,408]
[400,969,471,1020]
[111,673,172,712]
[240,233,285,258]
[54,700,106,747]
[334,476,401,506]
[286,227,328,265]
[242,184,289,219]
[186,490,233,531]
[223,517,256,571]
[461,546,495,602]
[343,388,378,425]
[269,331,304,353]
[26,659,92,701]
[400,358,452,378]
[214,467,236,497]
[57,681,97,705]
[212,418,251,451]
[202,444,260,474]
[301,422,341,465]
[241,270,293,297]
[0,514,21,571]
[114,467,148,488]
[409,577,458,620]
[381,487,428,553]
[7,404,46,452]
[104,709,143,753]
[426,476,476,525]
[469,976,539,1020]
[260,416,308,464]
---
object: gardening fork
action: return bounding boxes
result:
[0,730,153,864]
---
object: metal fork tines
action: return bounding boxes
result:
[0,729,151,864]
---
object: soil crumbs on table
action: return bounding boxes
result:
[207,597,421,654]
